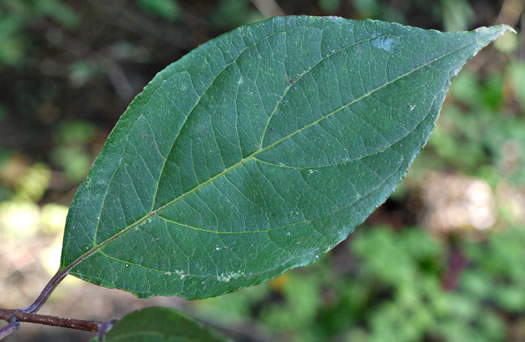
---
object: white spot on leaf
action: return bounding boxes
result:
[166,270,185,279]
[371,37,395,51]
[217,271,243,282]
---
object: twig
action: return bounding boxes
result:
[0,319,19,340]
[97,319,117,342]
[0,245,118,340]
[250,0,285,17]
[0,309,100,333]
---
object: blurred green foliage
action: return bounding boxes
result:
[13,163,51,202]
[318,0,340,14]
[211,0,262,29]
[438,0,474,32]
[412,66,525,187]
[195,225,525,342]
[354,0,475,31]
[0,0,79,66]
[353,0,404,23]
[50,121,97,183]
[136,0,180,22]
[508,61,525,111]
[0,0,178,67]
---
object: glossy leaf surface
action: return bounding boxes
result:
[96,307,227,342]
[60,16,511,298]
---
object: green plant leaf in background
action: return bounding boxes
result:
[136,0,180,22]
[58,16,512,299]
[93,307,228,342]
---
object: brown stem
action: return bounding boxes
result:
[0,309,100,333]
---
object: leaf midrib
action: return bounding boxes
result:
[63,35,480,274]
[85,150,407,278]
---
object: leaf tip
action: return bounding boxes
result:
[474,24,517,39]
[494,24,517,35]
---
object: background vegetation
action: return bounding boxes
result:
[0,0,523,341]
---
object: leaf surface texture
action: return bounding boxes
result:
[96,307,227,342]
[60,17,511,298]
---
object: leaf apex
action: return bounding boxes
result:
[473,24,517,39]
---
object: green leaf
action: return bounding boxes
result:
[60,16,513,299]
[96,307,228,342]
[136,0,180,22]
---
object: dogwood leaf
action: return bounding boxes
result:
[60,16,512,299]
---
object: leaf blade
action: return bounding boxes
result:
[95,307,228,342]
[61,17,512,298]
